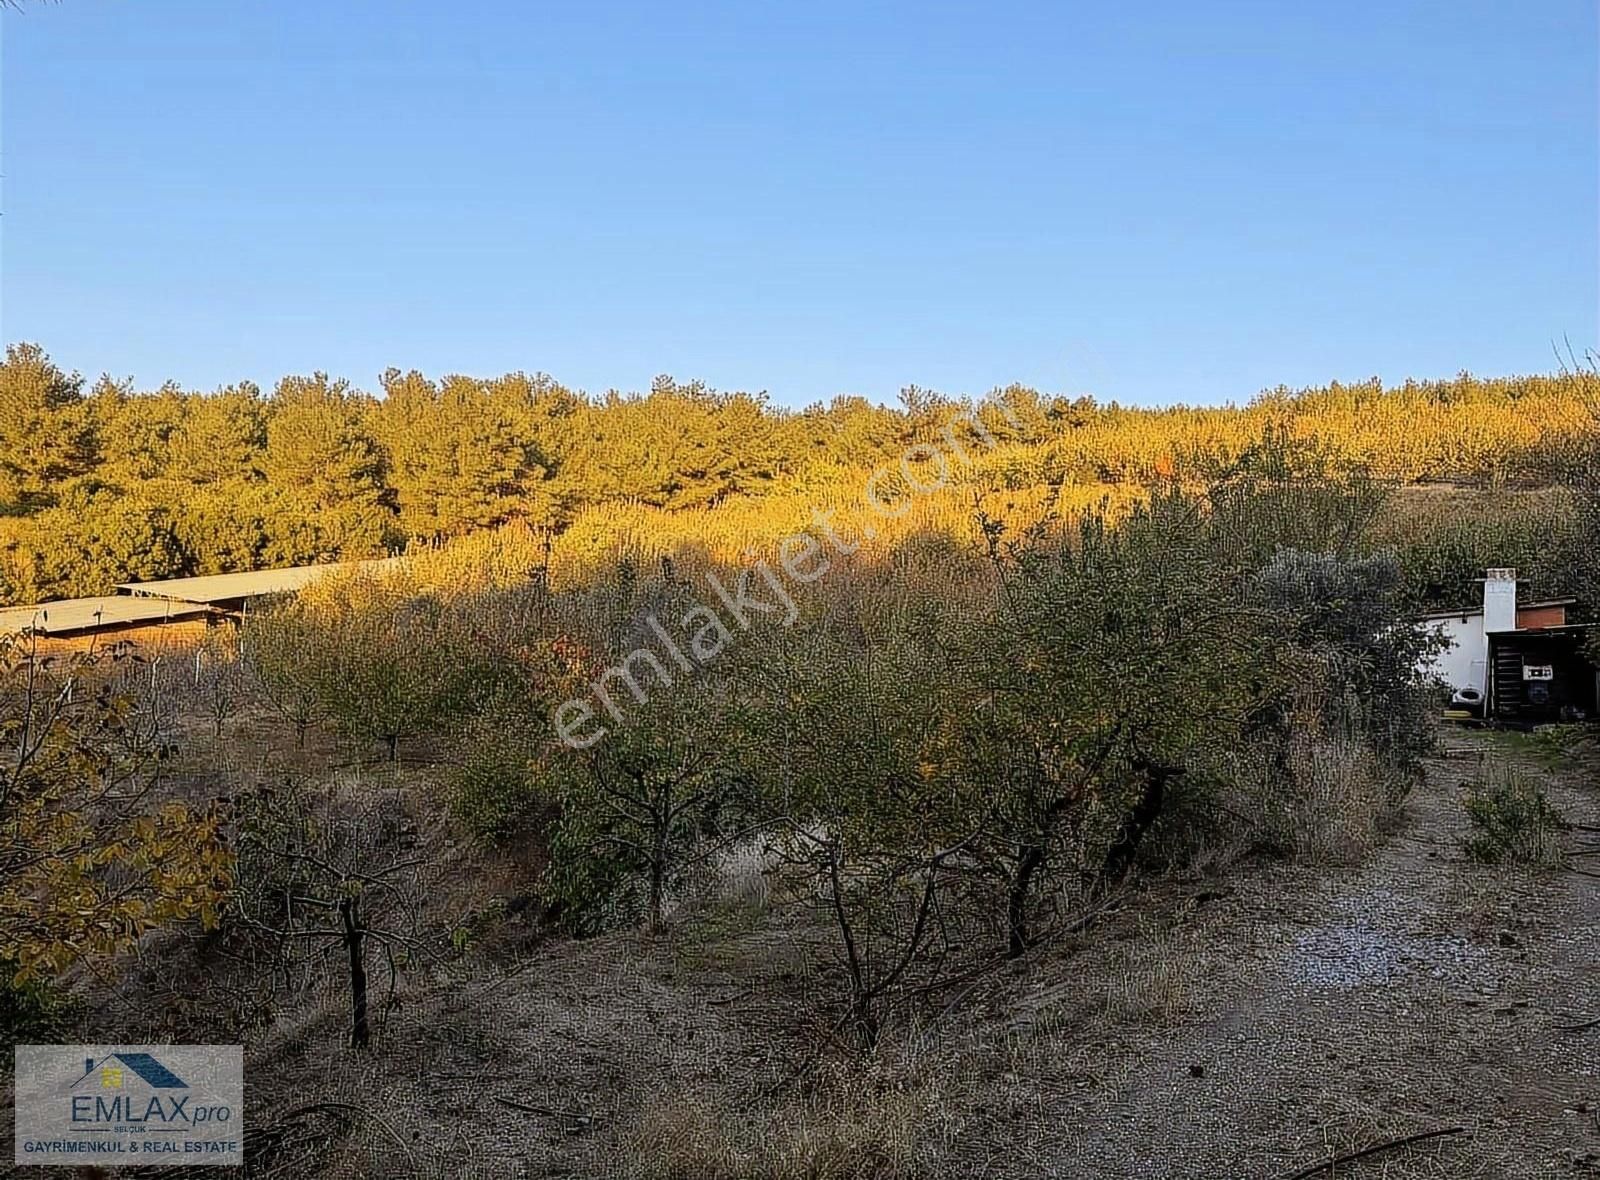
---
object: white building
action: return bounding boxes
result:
[1418,568,1574,700]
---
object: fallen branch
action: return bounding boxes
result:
[270,1102,414,1160]
[755,1048,823,1102]
[493,1095,591,1124]
[915,890,1130,1001]
[232,1101,414,1180]
[1557,1015,1600,1034]
[1273,1126,1467,1180]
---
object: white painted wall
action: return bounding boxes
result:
[1420,613,1486,695]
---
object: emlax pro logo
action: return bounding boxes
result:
[14,1045,243,1167]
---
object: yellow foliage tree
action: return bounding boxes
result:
[0,637,233,981]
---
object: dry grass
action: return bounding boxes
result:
[544,481,1140,591]
[1096,922,1200,1027]
[1229,734,1395,864]
[1284,737,1394,863]
[620,1079,953,1180]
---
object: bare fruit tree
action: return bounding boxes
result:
[231,779,435,1049]
[193,627,248,739]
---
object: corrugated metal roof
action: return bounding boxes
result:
[0,595,214,637]
[116,559,398,604]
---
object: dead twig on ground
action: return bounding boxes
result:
[1272,1126,1467,1180]
[274,1101,414,1158]
[1557,1015,1600,1034]
[493,1094,594,1127]
[230,1101,415,1180]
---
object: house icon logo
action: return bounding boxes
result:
[63,1050,201,1134]
[70,1052,189,1094]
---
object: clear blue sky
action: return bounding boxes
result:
[2,1,1595,407]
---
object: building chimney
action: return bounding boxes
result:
[1483,568,1518,633]
[85,1057,95,1077]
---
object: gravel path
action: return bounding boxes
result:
[1020,730,1600,1179]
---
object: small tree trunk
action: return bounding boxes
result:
[339,896,369,1049]
[1006,843,1045,959]
[646,856,666,934]
[644,798,671,934]
[1100,761,1176,888]
[827,842,878,1052]
[384,734,399,763]
[851,989,880,1053]
[295,720,308,750]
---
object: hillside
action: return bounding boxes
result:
[55,702,1600,1178]
[1,343,1595,607]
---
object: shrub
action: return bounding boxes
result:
[966,487,1270,955]
[0,637,233,982]
[231,780,433,1049]
[0,969,80,1054]
[1224,731,1398,863]
[294,571,494,760]
[1463,766,1568,866]
[243,596,328,747]
[448,727,548,843]
[541,574,753,936]
[192,625,247,738]
[1252,549,1441,777]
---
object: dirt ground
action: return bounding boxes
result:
[188,725,1594,1180]
[12,724,1593,1179]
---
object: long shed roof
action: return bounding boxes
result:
[116,559,397,604]
[0,595,214,637]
